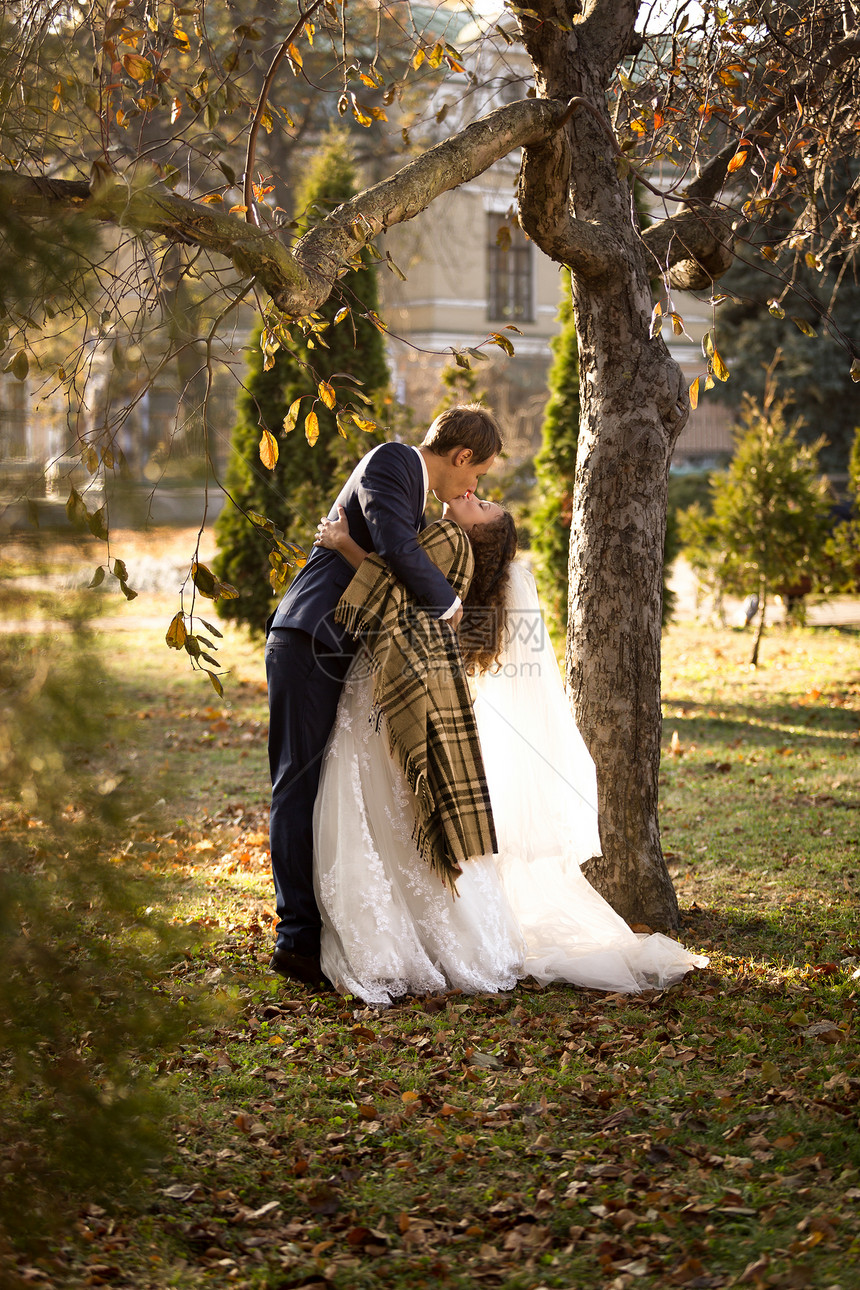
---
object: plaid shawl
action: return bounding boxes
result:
[334,519,497,892]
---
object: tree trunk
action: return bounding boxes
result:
[751,584,767,667]
[517,4,688,930]
[567,278,686,929]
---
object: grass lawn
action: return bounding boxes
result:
[1,548,858,1290]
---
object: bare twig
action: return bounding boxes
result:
[242,1,326,226]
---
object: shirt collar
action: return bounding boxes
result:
[412,445,429,504]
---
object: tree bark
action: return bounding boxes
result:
[518,1,686,929]
[751,583,767,668]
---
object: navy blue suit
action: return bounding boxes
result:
[265,442,458,957]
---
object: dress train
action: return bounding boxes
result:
[314,562,707,1004]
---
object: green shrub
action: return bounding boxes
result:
[0,604,196,1247]
[213,132,390,634]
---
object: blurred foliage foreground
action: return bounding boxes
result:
[0,587,205,1253]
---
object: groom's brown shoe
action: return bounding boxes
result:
[270,946,331,989]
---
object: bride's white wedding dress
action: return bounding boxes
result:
[314,562,706,1005]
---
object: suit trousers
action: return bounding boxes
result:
[265,627,354,956]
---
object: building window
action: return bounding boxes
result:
[487,216,533,323]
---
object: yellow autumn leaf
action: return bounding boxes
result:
[259,428,278,470]
[191,561,218,597]
[318,380,336,410]
[351,100,372,127]
[792,316,817,338]
[649,301,663,339]
[122,52,153,82]
[165,612,187,650]
[305,409,320,446]
[5,350,29,381]
[207,671,223,698]
[412,47,425,70]
[287,41,302,68]
[283,397,302,433]
[488,331,514,356]
[200,192,223,203]
[727,149,748,173]
[689,377,700,410]
[712,349,730,382]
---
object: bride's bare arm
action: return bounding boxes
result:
[314,505,368,570]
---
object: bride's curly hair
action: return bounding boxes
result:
[459,509,518,675]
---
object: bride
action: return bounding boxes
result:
[312,494,706,1006]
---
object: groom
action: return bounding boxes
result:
[265,404,503,985]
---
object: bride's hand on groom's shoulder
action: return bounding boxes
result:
[315,505,349,551]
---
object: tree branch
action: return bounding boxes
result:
[293,97,583,306]
[0,171,316,305]
[684,31,860,207]
[641,208,734,290]
[0,97,577,317]
[642,30,860,289]
[518,126,623,282]
[580,0,638,82]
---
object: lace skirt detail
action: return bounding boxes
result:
[314,662,524,1006]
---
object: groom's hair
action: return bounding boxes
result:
[421,404,503,462]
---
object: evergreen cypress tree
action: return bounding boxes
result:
[678,393,831,664]
[213,132,389,632]
[530,269,579,642]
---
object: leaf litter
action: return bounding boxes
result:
[3,616,858,1289]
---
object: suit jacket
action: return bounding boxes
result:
[267,442,458,652]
